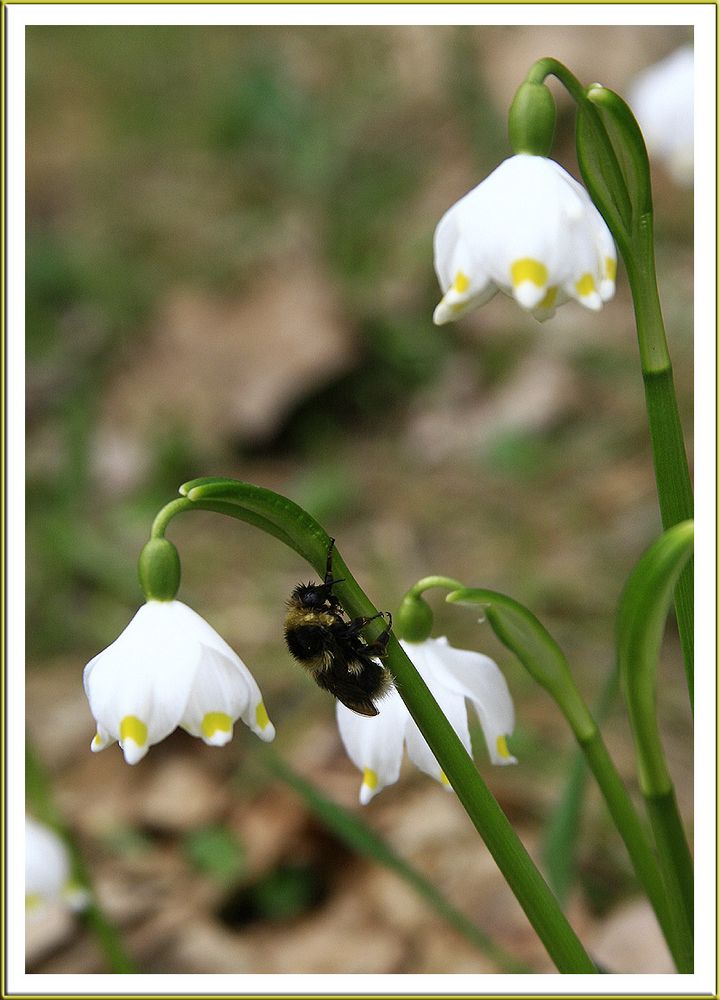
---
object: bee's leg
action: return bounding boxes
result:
[323,538,346,607]
[324,538,336,584]
[363,612,393,655]
[343,612,385,636]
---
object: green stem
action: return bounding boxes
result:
[542,662,619,904]
[383,637,596,972]
[408,575,465,596]
[626,247,694,704]
[446,588,682,967]
[151,496,308,560]
[158,479,596,973]
[26,739,137,974]
[526,57,632,236]
[617,520,694,956]
[527,60,694,703]
[578,730,689,971]
[645,790,694,971]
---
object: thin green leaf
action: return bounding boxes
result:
[585,85,653,225]
[446,589,685,968]
[617,520,694,966]
[542,751,589,905]
[446,588,595,741]
[541,663,619,904]
[617,520,693,796]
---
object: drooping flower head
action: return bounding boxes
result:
[337,636,517,804]
[83,599,275,764]
[25,816,86,913]
[627,45,693,187]
[433,154,617,324]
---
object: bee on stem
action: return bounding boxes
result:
[284,540,393,717]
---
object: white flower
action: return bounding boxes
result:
[25,816,86,913]
[336,636,517,804]
[627,45,694,186]
[433,154,617,324]
[83,600,275,765]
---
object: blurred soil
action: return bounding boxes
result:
[25,23,693,975]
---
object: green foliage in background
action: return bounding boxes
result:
[26,26,514,656]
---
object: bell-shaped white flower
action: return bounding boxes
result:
[25,816,86,913]
[83,600,275,765]
[627,45,694,186]
[433,153,617,324]
[336,636,517,804]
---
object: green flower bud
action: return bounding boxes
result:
[508,81,556,156]
[394,594,434,643]
[138,538,181,601]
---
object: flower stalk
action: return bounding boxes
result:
[155,478,597,973]
[617,521,694,965]
[446,587,688,971]
[519,58,694,703]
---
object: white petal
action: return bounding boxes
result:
[413,638,517,766]
[433,282,497,325]
[180,645,275,745]
[513,281,547,310]
[336,687,407,803]
[400,640,472,788]
[83,601,203,757]
[90,724,112,754]
[157,602,275,742]
[121,738,148,765]
[628,46,693,185]
[25,817,71,902]
[432,154,617,322]
[433,207,495,325]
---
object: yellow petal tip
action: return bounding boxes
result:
[511,258,549,289]
[201,711,233,742]
[255,701,270,731]
[119,715,147,747]
[362,767,378,790]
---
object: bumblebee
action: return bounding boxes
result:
[284,539,393,717]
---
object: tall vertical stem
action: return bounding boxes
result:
[625,221,694,703]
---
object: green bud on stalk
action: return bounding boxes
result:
[394,593,434,643]
[138,537,181,601]
[508,81,556,156]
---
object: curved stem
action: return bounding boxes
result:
[617,520,694,954]
[527,58,632,229]
[151,496,306,560]
[408,576,465,596]
[152,480,596,972]
[446,587,681,965]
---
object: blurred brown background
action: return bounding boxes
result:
[26,23,693,974]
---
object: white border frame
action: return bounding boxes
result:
[8,4,716,996]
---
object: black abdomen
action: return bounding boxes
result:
[285,624,327,661]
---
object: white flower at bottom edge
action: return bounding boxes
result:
[336,636,517,804]
[433,153,617,324]
[83,599,275,765]
[25,816,87,913]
